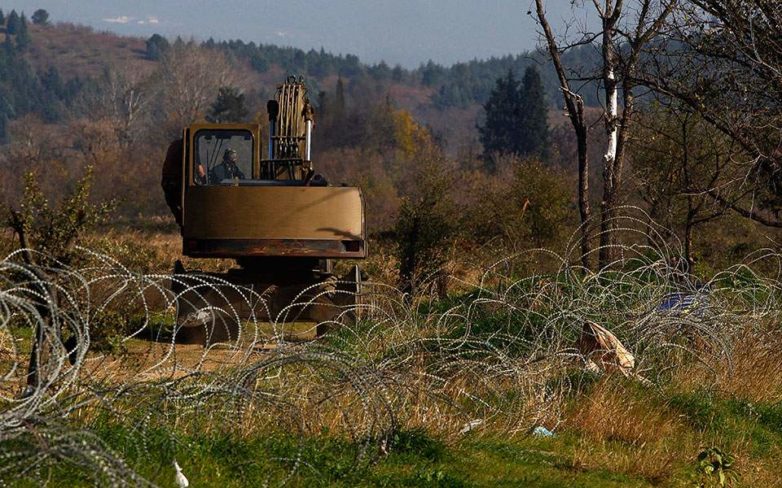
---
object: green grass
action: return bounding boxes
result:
[21,423,667,487]
[7,352,782,486]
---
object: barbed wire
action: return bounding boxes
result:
[1,210,781,485]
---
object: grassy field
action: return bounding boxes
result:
[2,227,782,486]
[14,368,782,487]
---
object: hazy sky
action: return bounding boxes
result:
[2,1,584,67]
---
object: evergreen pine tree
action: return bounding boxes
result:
[392,64,404,82]
[518,66,549,161]
[145,34,169,61]
[0,9,5,26]
[6,10,20,35]
[478,70,523,171]
[15,15,31,51]
[421,60,444,86]
[207,86,249,123]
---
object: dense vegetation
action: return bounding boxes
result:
[1,2,782,486]
[202,37,602,109]
[0,3,779,286]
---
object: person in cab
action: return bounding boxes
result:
[209,148,245,182]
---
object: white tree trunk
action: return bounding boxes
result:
[604,65,618,166]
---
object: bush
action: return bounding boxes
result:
[467,155,574,251]
[395,145,458,296]
[3,168,114,267]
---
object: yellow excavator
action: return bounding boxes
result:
[161,77,365,344]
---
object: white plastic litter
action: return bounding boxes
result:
[174,460,189,488]
[459,419,484,434]
[532,426,554,437]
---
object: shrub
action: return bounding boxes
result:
[467,155,574,252]
[395,145,458,296]
[3,168,114,267]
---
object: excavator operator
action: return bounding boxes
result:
[209,148,245,182]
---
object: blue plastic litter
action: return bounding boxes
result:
[657,292,697,311]
[533,426,554,437]
[656,287,710,315]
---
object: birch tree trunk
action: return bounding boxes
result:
[597,1,622,269]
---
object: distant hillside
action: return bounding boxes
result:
[205,38,601,109]
[24,23,157,80]
[0,15,601,149]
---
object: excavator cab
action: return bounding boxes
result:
[193,128,253,185]
[162,77,366,344]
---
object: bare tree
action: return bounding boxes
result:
[158,41,237,138]
[533,0,679,269]
[633,105,739,264]
[102,68,153,149]
[635,0,782,227]
[533,1,593,270]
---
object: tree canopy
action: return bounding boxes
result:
[6,10,20,35]
[518,66,549,160]
[207,86,249,123]
[31,9,49,25]
[15,15,31,51]
[145,34,170,61]
[478,67,550,169]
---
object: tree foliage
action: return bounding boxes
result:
[31,9,49,25]
[395,144,458,296]
[478,67,550,169]
[145,34,169,61]
[478,70,522,168]
[469,155,572,250]
[0,43,84,130]
[207,86,249,123]
[205,37,602,109]
[5,10,19,35]
[15,14,31,51]
[518,66,549,160]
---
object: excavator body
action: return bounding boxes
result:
[162,78,365,344]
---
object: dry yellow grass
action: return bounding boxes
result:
[566,377,697,483]
[715,328,782,403]
[567,378,683,446]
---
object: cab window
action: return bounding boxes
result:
[194,130,254,185]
